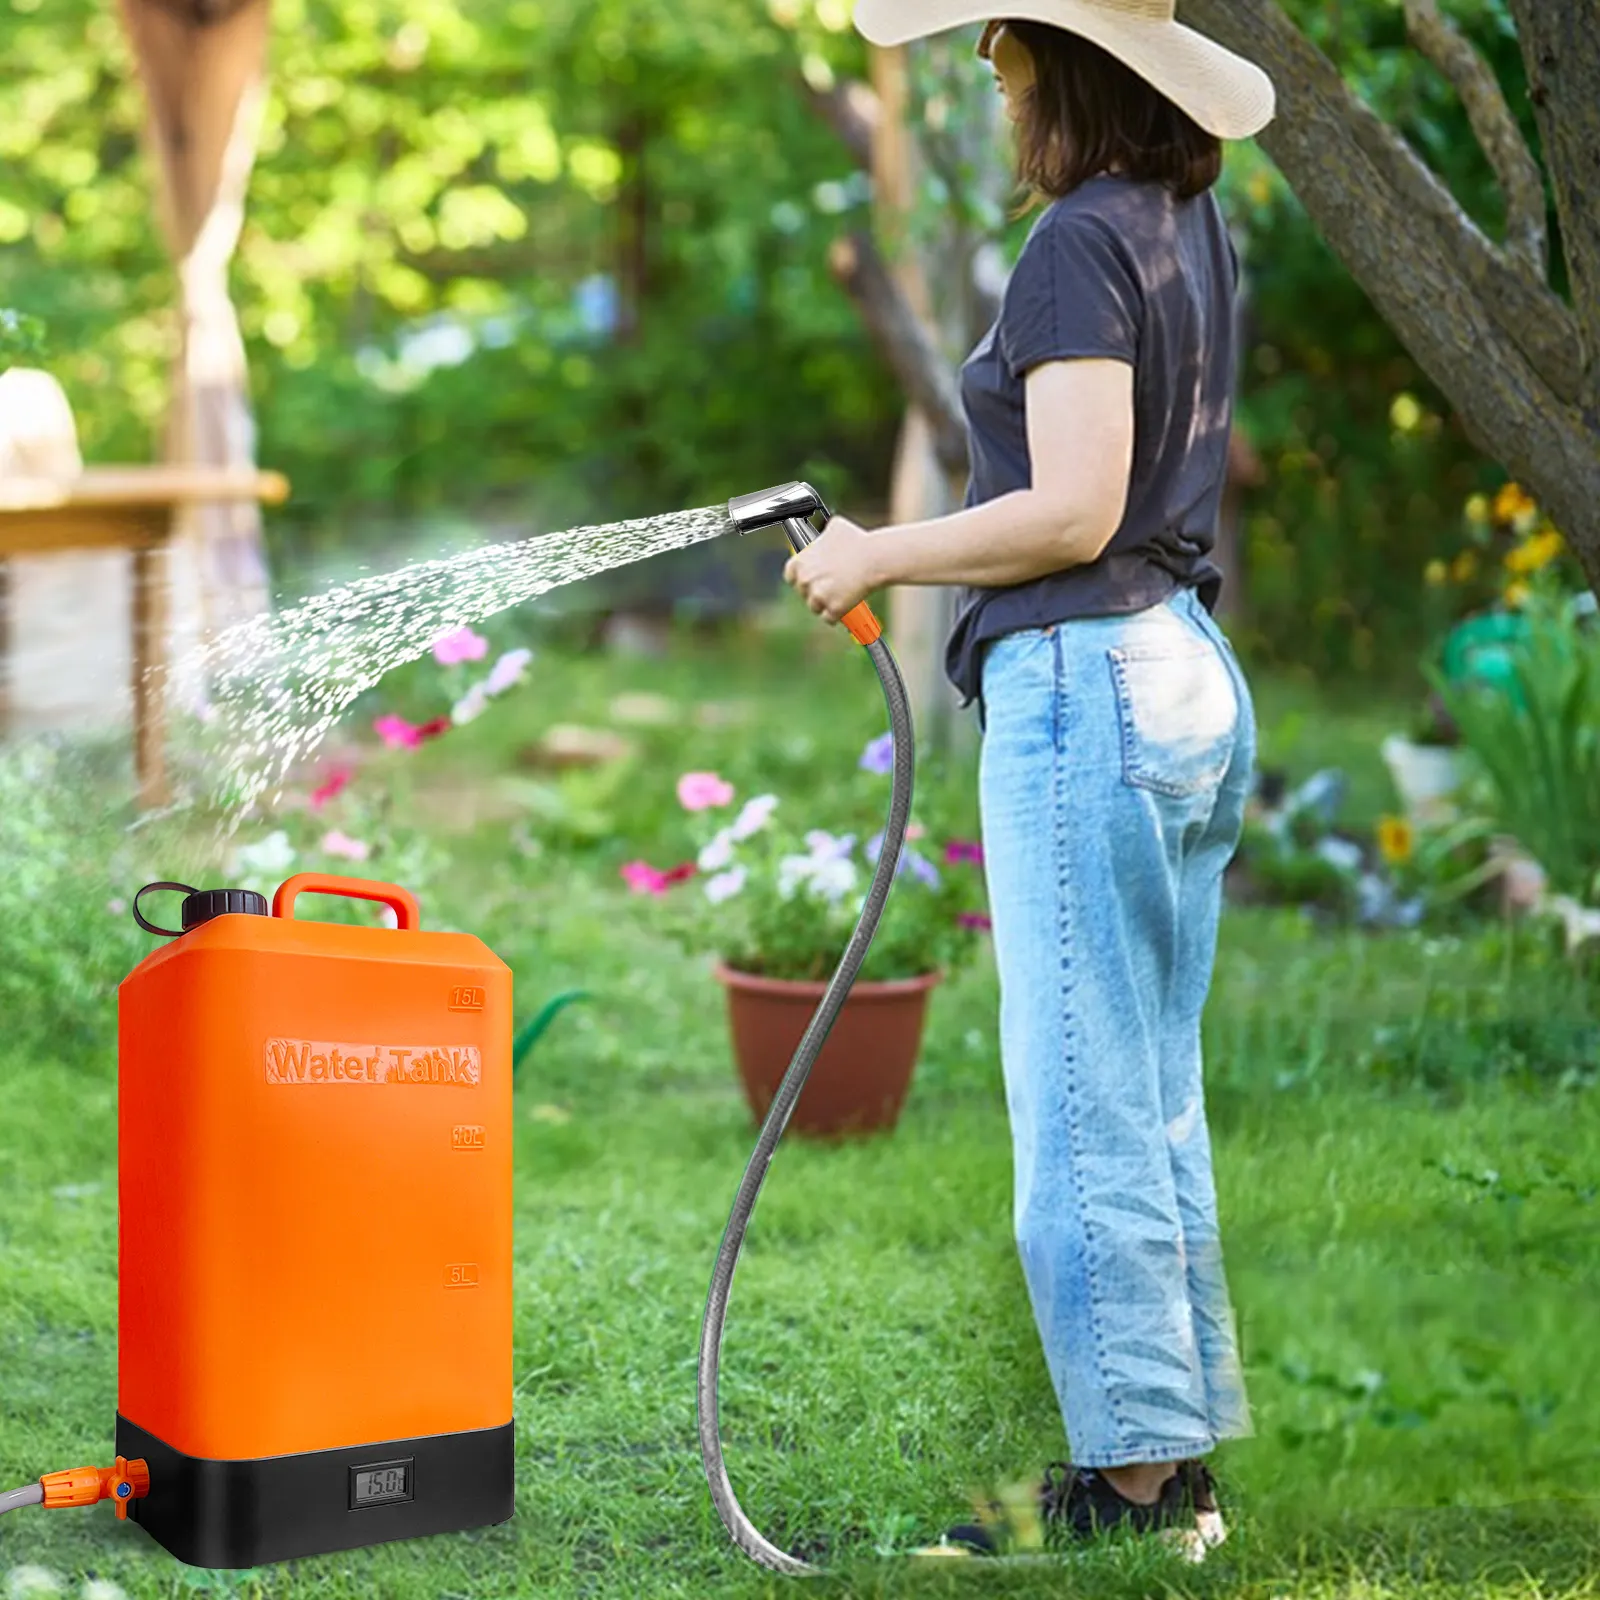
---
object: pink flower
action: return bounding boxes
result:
[310,766,353,808]
[321,829,371,862]
[945,840,984,866]
[677,771,734,811]
[620,859,697,896]
[958,912,992,931]
[374,714,422,750]
[432,626,490,666]
[906,823,926,841]
[620,861,662,894]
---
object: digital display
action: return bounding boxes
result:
[350,1460,412,1508]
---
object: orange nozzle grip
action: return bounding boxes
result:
[39,1458,148,1516]
[40,1467,101,1508]
[842,602,882,647]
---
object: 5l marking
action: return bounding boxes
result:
[444,1263,479,1290]
[449,987,485,1012]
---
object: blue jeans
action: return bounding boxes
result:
[976,585,1255,1467]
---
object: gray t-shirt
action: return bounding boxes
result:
[945,174,1236,710]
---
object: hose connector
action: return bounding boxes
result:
[728,481,883,647]
[40,1457,150,1520]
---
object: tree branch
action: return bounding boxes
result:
[1177,0,1600,568]
[827,231,969,476]
[805,78,879,172]
[1505,0,1600,422]
[1181,0,1580,405]
[1402,0,1546,278]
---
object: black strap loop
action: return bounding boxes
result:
[132,881,199,939]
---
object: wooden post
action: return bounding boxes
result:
[0,559,9,738]
[130,515,171,810]
[871,44,967,758]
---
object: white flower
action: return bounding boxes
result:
[697,829,735,872]
[776,854,810,901]
[729,794,778,841]
[704,866,747,904]
[451,683,491,724]
[6,1568,64,1598]
[804,830,855,862]
[485,648,532,695]
[776,853,857,905]
[809,856,859,904]
[1314,836,1363,874]
[231,829,296,879]
[81,1582,128,1600]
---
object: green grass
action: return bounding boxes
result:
[2,623,1597,1599]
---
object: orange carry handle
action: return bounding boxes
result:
[841,601,882,647]
[272,873,421,931]
[40,1457,149,1519]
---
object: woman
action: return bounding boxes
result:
[783,0,1274,1559]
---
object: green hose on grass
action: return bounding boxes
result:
[512,989,589,1081]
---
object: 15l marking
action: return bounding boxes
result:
[449,987,485,1011]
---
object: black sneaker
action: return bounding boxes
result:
[1175,1457,1229,1556]
[931,1457,1223,1560]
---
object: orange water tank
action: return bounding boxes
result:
[116,874,514,1567]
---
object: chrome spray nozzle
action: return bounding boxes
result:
[728,478,882,647]
[727,481,833,554]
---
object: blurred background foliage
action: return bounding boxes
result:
[0,0,1571,675]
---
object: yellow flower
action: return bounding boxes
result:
[1505,579,1531,608]
[1504,527,1564,575]
[1450,549,1478,582]
[1493,482,1536,524]
[1464,493,1490,526]
[1377,815,1415,866]
[1248,171,1272,206]
[1424,558,1448,586]
[1390,393,1423,432]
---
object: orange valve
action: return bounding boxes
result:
[39,1459,149,1517]
[106,1457,151,1520]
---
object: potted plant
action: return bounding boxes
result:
[1381,692,1463,825]
[620,734,989,1137]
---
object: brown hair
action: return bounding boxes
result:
[982,20,1222,210]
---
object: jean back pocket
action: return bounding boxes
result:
[1107,640,1239,799]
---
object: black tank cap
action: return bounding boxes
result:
[133,882,270,939]
[182,889,270,929]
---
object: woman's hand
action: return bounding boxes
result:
[782,514,879,624]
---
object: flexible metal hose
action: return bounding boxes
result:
[0,1483,44,1516]
[697,635,915,1576]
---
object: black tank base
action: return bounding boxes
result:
[114,1414,515,1568]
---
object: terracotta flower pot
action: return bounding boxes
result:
[712,961,943,1139]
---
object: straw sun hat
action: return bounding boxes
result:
[853,0,1276,140]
